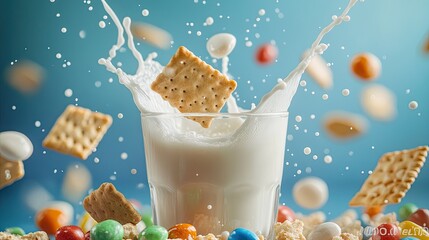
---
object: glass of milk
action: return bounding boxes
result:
[141,112,288,238]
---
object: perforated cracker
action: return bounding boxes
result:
[83,182,141,225]
[151,46,237,128]
[0,156,24,190]
[42,105,112,160]
[349,146,428,207]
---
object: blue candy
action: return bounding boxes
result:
[228,228,258,240]
[401,237,419,240]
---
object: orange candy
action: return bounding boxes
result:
[364,205,385,218]
[35,208,68,235]
[350,52,381,80]
[168,223,197,240]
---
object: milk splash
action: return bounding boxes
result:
[99,0,359,121]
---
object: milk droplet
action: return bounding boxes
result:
[408,101,418,110]
[258,9,266,16]
[245,41,253,47]
[64,89,73,97]
[131,169,137,174]
[322,94,329,100]
[99,21,106,28]
[206,33,236,58]
[304,147,312,155]
[12,106,16,110]
[117,113,123,119]
[342,89,350,96]
[142,9,149,16]
[61,27,67,33]
[300,80,307,87]
[295,115,302,122]
[293,177,328,209]
[207,205,213,210]
[79,30,86,39]
[35,121,41,128]
[56,53,62,59]
[324,155,333,164]
[94,157,100,163]
[121,152,128,160]
[95,81,101,87]
[118,137,124,142]
[205,17,214,26]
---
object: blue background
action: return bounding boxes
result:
[0,0,428,231]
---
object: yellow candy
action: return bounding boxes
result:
[399,220,429,240]
[79,212,97,232]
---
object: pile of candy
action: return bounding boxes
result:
[2,196,429,240]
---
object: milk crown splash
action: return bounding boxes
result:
[99,0,358,116]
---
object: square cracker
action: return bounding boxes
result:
[42,105,112,160]
[0,156,24,190]
[0,231,49,240]
[349,146,428,207]
[151,46,237,128]
[83,182,141,225]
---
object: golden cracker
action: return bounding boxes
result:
[0,156,24,190]
[324,112,367,139]
[151,46,237,128]
[42,105,112,160]
[83,182,141,225]
[349,146,428,207]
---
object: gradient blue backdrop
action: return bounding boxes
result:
[0,0,428,231]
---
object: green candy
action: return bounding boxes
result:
[90,220,124,240]
[138,225,168,240]
[5,227,25,236]
[399,203,418,221]
[141,213,154,228]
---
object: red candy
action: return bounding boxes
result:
[55,226,85,240]
[372,223,400,240]
[84,231,90,240]
[255,44,278,65]
[408,208,429,228]
[168,223,197,240]
[277,205,295,223]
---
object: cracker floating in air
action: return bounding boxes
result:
[83,182,141,225]
[349,146,428,207]
[0,156,25,190]
[424,35,429,53]
[151,46,237,128]
[42,105,112,160]
[303,52,333,89]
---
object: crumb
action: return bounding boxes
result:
[296,211,326,237]
[332,233,360,240]
[274,219,306,240]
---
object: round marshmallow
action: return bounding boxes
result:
[307,222,341,240]
[0,131,33,161]
[293,177,328,209]
[206,33,236,59]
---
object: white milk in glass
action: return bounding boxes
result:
[98,0,359,237]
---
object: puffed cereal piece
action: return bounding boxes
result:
[274,219,306,240]
[296,211,326,237]
[332,233,360,240]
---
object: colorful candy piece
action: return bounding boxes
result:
[255,44,278,65]
[399,204,419,221]
[372,223,400,240]
[141,213,154,228]
[79,212,97,233]
[35,208,68,235]
[408,209,429,228]
[55,226,85,240]
[5,227,25,236]
[168,223,197,240]
[365,206,384,218]
[90,220,124,240]
[139,225,168,240]
[277,205,296,223]
[307,222,341,240]
[228,228,259,240]
[401,238,419,240]
[350,52,381,80]
[399,221,429,240]
[84,231,90,240]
